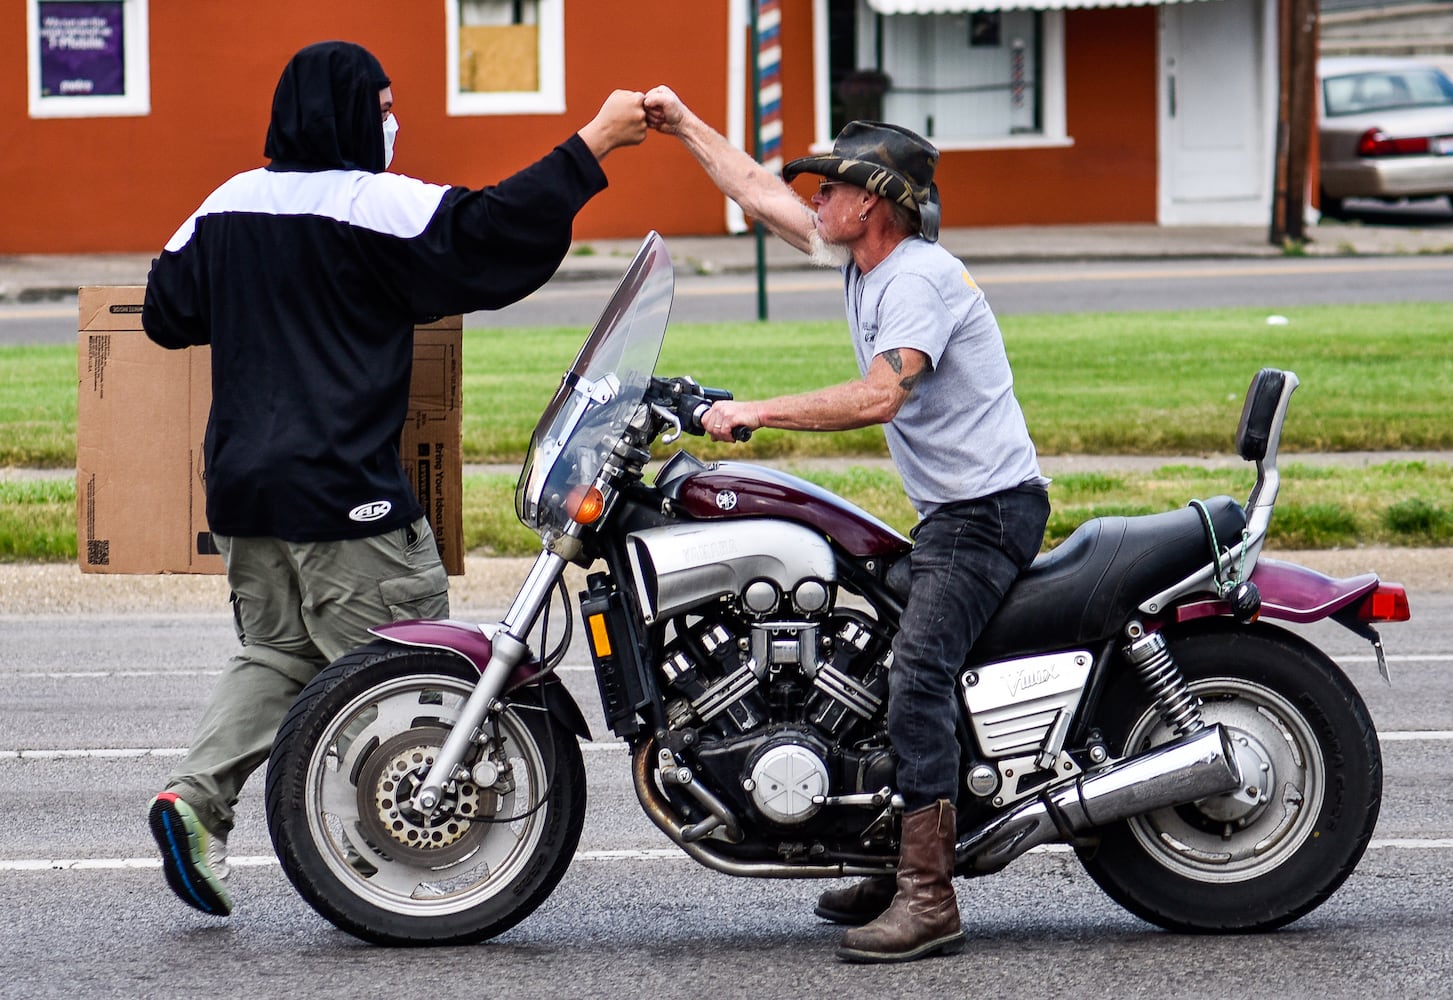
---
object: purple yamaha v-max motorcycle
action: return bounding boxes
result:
[265,233,1410,946]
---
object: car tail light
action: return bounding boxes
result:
[1357,127,1432,156]
[1354,583,1411,622]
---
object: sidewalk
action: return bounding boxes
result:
[3,218,1452,302]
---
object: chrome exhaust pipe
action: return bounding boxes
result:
[631,741,889,879]
[956,724,1242,874]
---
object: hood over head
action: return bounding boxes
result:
[264,41,391,173]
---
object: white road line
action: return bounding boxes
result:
[5,838,1450,874]
[0,742,632,760]
[7,665,603,680]
[0,849,685,873]
[6,731,1453,762]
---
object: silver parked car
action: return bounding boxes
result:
[1318,56,1453,217]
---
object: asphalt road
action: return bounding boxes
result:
[5,254,1453,345]
[1,592,1448,998]
[465,254,1453,328]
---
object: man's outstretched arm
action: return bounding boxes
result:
[645,85,816,255]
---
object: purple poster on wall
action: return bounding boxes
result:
[38,2,126,98]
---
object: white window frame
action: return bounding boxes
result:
[27,0,150,118]
[811,0,1069,152]
[445,0,566,116]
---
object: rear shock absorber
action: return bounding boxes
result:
[1123,626,1204,736]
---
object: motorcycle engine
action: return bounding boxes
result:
[627,517,897,832]
[656,609,895,830]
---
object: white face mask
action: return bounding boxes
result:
[382,113,399,169]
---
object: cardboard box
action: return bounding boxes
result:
[77,287,464,575]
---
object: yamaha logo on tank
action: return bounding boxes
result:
[715,490,738,511]
[349,500,393,522]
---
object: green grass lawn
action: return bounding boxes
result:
[4,301,1452,561]
[459,301,1453,462]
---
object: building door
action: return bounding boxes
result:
[1158,0,1275,224]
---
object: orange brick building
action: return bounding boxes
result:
[7,0,1278,253]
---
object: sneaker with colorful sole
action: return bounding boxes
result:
[147,792,233,916]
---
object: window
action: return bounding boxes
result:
[1322,68,1453,117]
[27,0,149,118]
[825,0,1067,150]
[446,0,565,115]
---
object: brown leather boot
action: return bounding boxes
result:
[837,800,964,963]
[814,874,896,926]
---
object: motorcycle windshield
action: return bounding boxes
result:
[515,232,673,536]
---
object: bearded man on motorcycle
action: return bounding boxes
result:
[645,87,1051,963]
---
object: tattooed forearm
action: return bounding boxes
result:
[882,349,920,394]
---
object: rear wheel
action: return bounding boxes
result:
[1077,625,1380,932]
[265,641,586,945]
[1318,189,1345,219]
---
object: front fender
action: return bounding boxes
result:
[370,618,496,671]
[369,619,592,741]
[1173,558,1379,625]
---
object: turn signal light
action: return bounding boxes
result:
[587,612,613,657]
[1356,584,1411,623]
[567,484,606,525]
[1357,128,1431,157]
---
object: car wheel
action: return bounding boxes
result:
[1318,188,1345,219]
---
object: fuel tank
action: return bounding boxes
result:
[659,456,911,559]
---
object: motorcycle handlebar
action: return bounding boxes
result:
[661,379,752,442]
[685,399,753,442]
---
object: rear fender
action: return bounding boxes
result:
[1172,558,1381,625]
[369,619,592,741]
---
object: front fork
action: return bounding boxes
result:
[411,549,569,814]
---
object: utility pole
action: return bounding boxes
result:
[1271,0,1320,246]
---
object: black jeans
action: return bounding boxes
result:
[888,483,1050,810]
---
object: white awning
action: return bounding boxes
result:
[867,0,1218,11]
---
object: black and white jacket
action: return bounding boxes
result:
[144,100,606,543]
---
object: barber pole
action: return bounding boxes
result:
[747,0,780,320]
[1011,37,1026,111]
[756,0,783,177]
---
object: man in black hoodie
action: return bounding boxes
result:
[142,40,646,917]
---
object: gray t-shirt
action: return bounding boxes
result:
[844,236,1047,515]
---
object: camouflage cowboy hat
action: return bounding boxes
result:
[783,120,942,241]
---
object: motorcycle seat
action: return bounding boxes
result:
[967,495,1247,662]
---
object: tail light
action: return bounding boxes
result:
[1357,128,1431,157]
[1354,583,1411,623]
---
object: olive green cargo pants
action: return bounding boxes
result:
[163,517,449,837]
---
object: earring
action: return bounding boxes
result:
[858,212,868,222]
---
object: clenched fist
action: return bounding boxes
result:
[579,90,649,161]
[645,85,688,135]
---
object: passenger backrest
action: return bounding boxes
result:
[1235,368,1288,463]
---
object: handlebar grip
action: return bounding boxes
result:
[688,399,753,441]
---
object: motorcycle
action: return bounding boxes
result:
[265,232,1410,946]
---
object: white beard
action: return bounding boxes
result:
[808,231,853,269]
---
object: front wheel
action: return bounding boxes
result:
[1078,625,1381,932]
[264,641,586,946]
